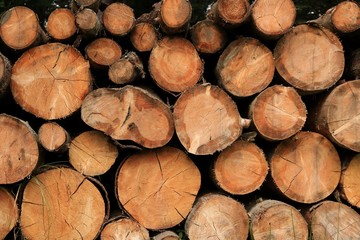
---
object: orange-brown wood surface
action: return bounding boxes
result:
[102,3,135,37]
[75,8,102,39]
[46,8,76,42]
[0,188,18,239]
[85,37,122,69]
[38,122,70,153]
[160,0,192,33]
[0,53,11,96]
[130,22,158,52]
[100,217,150,240]
[208,0,250,27]
[339,154,360,208]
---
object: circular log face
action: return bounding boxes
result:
[130,23,158,52]
[11,43,92,120]
[38,122,68,152]
[340,154,360,208]
[274,24,344,92]
[0,6,39,50]
[46,8,76,41]
[116,147,201,230]
[160,0,192,29]
[0,188,18,239]
[332,1,360,33]
[0,114,39,184]
[85,38,122,68]
[101,218,150,240]
[20,167,106,240]
[271,131,341,203]
[173,84,242,155]
[217,0,250,25]
[102,3,135,36]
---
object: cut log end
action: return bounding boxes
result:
[0,188,18,239]
[130,22,158,52]
[339,154,360,208]
[38,122,70,153]
[46,8,76,42]
[100,217,150,240]
[216,0,250,26]
[332,1,360,33]
[160,0,192,33]
[153,231,179,240]
[75,8,101,38]
[102,3,135,37]
[85,38,122,69]
[0,53,11,96]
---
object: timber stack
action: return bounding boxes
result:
[0,0,359,239]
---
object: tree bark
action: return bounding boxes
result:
[38,122,70,153]
[116,146,201,230]
[0,188,18,239]
[20,167,108,240]
[102,3,135,37]
[100,217,150,240]
[159,0,192,34]
[0,52,11,97]
[185,193,249,240]
[190,19,228,54]
[213,140,268,195]
[173,84,245,155]
[46,8,77,42]
[248,85,307,141]
[75,8,102,39]
[130,22,159,52]
[69,130,118,176]
[274,24,345,93]
[248,200,308,240]
[311,80,360,152]
[216,36,274,97]
[149,36,203,93]
[81,86,174,148]
[0,114,39,184]
[306,201,360,239]
[0,6,48,51]
[11,43,92,120]
[270,131,341,204]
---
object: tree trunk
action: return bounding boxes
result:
[338,153,360,208]
[69,130,118,176]
[20,167,108,240]
[81,86,174,148]
[311,80,360,152]
[108,51,145,85]
[306,201,360,239]
[185,193,249,240]
[213,140,268,195]
[190,19,228,54]
[11,43,92,120]
[100,217,150,240]
[248,85,307,141]
[38,122,70,153]
[0,6,48,51]
[153,231,179,240]
[0,52,11,97]
[46,8,77,42]
[149,36,203,93]
[102,3,135,37]
[0,114,39,184]
[0,188,18,239]
[85,37,122,69]
[75,8,102,39]
[116,146,201,230]
[130,22,159,52]
[274,24,345,93]
[159,0,192,34]
[270,131,341,204]
[251,0,296,39]
[216,36,275,97]
[248,199,308,240]
[173,84,246,155]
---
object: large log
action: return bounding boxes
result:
[100,217,150,240]
[116,146,201,230]
[20,167,108,240]
[270,131,341,204]
[11,43,92,120]
[0,188,18,239]
[81,86,174,148]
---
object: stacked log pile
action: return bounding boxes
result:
[0,0,359,239]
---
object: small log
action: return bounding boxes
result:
[100,217,150,240]
[274,24,345,93]
[0,188,18,239]
[69,130,118,176]
[46,8,77,42]
[249,200,308,240]
[102,3,135,37]
[108,51,145,85]
[0,6,47,51]
[251,0,296,39]
[71,0,101,12]
[0,114,39,184]
[85,37,122,69]
[312,80,360,152]
[338,154,360,208]
[130,22,158,52]
[248,85,307,141]
[216,37,275,97]
[20,167,108,240]
[116,146,201,230]
[173,84,244,155]
[153,231,179,240]
[348,48,360,80]
[75,8,102,39]
[270,131,341,204]
[0,52,11,97]
[310,1,360,34]
[306,201,360,239]
[81,86,174,148]
[213,140,268,195]
[190,19,228,54]
[159,0,192,34]
[185,193,249,240]
[149,36,203,93]
[38,122,70,153]
[11,43,92,120]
